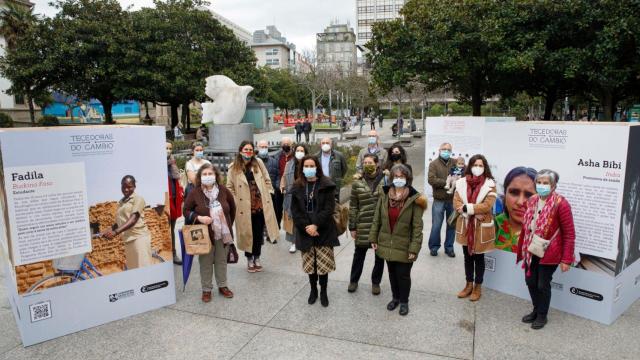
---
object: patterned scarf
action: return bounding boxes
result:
[388,186,409,209]
[167,156,180,180]
[520,192,562,275]
[465,175,486,255]
[203,185,233,244]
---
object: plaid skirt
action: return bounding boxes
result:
[302,246,336,275]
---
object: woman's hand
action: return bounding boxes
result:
[350,231,357,239]
[198,216,213,225]
[560,263,570,272]
[103,230,116,239]
[457,206,464,214]
[371,243,378,250]
[305,224,319,236]
[408,253,416,260]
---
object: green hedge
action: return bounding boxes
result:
[0,113,14,128]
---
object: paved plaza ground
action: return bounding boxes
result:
[0,120,638,359]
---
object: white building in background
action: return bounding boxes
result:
[317,23,357,75]
[251,26,296,70]
[210,10,252,45]
[0,0,35,125]
[355,0,406,50]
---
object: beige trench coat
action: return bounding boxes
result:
[226,157,280,253]
[453,177,497,254]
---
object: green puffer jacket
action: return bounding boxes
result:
[369,186,427,263]
[349,172,384,247]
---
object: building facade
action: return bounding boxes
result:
[316,23,357,75]
[0,0,36,125]
[251,26,295,70]
[210,10,252,45]
[355,0,406,49]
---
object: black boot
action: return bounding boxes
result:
[319,274,329,307]
[308,274,318,305]
[522,311,537,323]
[399,303,409,316]
[531,314,548,329]
[172,248,182,265]
[387,299,399,311]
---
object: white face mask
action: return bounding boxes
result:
[201,175,216,186]
[471,166,484,177]
[295,151,305,160]
[321,144,331,153]
[393,178,406,188]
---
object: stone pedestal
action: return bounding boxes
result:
[208,123,253,153]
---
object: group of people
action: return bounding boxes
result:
[293,118,313,143]
[165,134,576,328]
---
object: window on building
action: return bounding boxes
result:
[266,59,280,66]
[14,94,25,105]
[265,48,280,56]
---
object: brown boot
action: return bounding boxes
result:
[457,282,473,298]
[469,284,482,301]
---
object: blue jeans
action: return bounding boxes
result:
[428,200,455,251]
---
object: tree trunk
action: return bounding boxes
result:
[27,95,35,126]
[181,102,190,130]
[543,93,556,120]
[102,99,114,124]
[600,92,616,122]
[471,89,482,116]
[170,103,179,129]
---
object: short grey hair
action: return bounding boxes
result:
[390,164,413,186]
[536,169,559,187]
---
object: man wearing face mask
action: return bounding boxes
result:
[261,138,293,241]
[316,137,347,199]
[427,142,456,257]
[355,130,387,174]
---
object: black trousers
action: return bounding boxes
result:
[525,256,558,316]
[296,132,302,143]
[304,131,310,142]
[273,189,284,229]
[387,261,413,303]
[245,211,265,259]
[350,246,384,285]
[463,245,485,284]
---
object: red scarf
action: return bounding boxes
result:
[465,175,486,255]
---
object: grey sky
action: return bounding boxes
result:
[30,0,356,52]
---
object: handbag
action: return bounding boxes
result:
[527,234,551,258]
[333,202,349,235]
[447,211,460,227]
[182,225,211,255]
[226,243,239,264]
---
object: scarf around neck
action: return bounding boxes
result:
[388,186,410,209]
[202,185,233,244]
[520,192,562,275]
[465,175,486,255]
[168,156,180,180]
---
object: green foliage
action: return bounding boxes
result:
[38,115,60,127]
[0,113,14,128]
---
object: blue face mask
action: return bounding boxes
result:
[368,137,377,145]
[440,150,451,160]
[393,178,406,188]
[536,184,551,197]
[195,151,204,159]
[303,167,317,178]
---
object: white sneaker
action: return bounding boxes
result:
[289,244,296,253]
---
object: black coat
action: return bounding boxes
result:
[295,122,304,134]
[291,176,340,251]
[302,121,312,133]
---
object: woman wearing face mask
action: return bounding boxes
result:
[348,153,386,295]
[356,131,387,174]
[495,167,537,253]
[166,142,184,265]
[383,144,411,185]
[369,164,426,316]
[226,141,280,273]
[291,156,340,307]
[453,154,497,302]
[185,142,211,199]
[281,144,309,253]
[183,163,236,303]
[517,169,575,330]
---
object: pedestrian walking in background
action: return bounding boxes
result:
[291,156,340,307]
[369,164,426,316]
[316,137,347,198]
[355,130,387,174]
[303,118,312,143]
[226,141,279,273]
[517,169,575,330]
[453,154,497,302]
[427,143,456,257]
[166,142,183,265]
[295,120,303,143]
[348,154,385,295]
[183,163,236,303]
[378,113,384,128]
[370,115,376,130]
[281,144,309,253]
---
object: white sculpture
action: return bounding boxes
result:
[201,75,254,125]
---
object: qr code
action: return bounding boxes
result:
[29,301,52,323]
[484,256,496,272]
